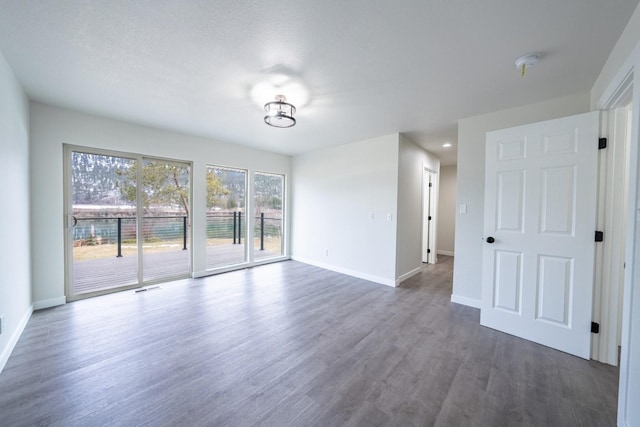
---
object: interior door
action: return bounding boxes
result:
[423,169,437,264]
[481,111,599,359]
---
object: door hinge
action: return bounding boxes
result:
[591,322,600,334]
[427,249,431,254]
[428,216,432,220]
[429,182,432,187]
[595,231,604,242]
[598,138,607,150]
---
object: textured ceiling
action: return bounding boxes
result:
[1,0,638,165]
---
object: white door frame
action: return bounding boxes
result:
[592,93,632,366]
[422,166,438,264]
[596,48,640,426]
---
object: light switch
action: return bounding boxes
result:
[459,204,467,214]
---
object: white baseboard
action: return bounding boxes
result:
[0,305,33,374]
[291,256,396,287]
[33,296,66,310]
[450,294,481,309]
[437,250,454,256]
[395,264,427,286]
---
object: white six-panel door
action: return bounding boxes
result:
[481,112,599,359]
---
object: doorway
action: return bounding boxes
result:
[422,168,437,264]
[596,65,640,426]
[64,146,192,300]
[593,98,633,365]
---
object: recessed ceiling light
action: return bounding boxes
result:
[442,143,452,148]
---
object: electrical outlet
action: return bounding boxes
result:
[368,211,374,220]
[0,315,4,335]
[325,249,329,256]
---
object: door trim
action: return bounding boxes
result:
[592,102,632,365]
[422,166,438,264]
[595,46,640,426]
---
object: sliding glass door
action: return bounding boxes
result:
[65,147,191,300]
[68,151,139,295]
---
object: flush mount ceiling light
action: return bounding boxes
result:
[264,95,296,128]
[442,143,452,148]
[515,53,541,77]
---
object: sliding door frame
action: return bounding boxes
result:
[63,144,193,301]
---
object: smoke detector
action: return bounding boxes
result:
[515,53,541,77]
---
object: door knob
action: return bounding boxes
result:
[486,236,495,244]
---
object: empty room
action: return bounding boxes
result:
[1,1,640,426]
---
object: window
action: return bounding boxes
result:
[206,166,247,269]
[254,172,284,260]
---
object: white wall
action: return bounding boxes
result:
[396,134,439,281]
[437,165,456,255]
[452,92,591,307]
[291,134,399,285]
[29,102,291,308]
[0,52,32,372]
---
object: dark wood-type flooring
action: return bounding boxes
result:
[0,257,618,426]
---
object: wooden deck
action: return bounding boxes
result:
[73,243,280,295]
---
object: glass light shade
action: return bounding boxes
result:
[264,95,296,128]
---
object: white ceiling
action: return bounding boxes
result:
[1,0,638,165]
